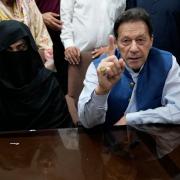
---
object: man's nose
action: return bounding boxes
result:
[129,40,139,52]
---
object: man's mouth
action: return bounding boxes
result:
[128,56,141,60]
[128,57,141,62]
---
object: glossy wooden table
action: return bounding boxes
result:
[0,125,179,180]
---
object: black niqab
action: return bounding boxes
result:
[0,20,72,131]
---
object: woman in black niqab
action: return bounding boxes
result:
[0,20,72,131]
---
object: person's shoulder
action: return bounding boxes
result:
[149,47,173,62]
[150,47,173,57]
[149,47,173,70]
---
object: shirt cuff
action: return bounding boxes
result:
[91,90,109,108]
[126,111,142,124]
[63,39,75,49]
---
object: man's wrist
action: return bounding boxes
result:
[95,85,110,95]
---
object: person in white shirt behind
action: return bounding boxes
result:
[78,8,180,128]
[60,0,126,64]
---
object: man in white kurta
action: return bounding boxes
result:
[60,0,126,64]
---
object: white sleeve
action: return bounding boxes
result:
[60,0,75,48]
[126,56,180,124]
[78,63,109,128]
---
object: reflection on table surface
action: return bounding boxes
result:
[0,124,179,180]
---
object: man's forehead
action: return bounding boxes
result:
[118,21,149,36]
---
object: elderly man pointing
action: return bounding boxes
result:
[78,8,180,128]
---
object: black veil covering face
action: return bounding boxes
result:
[0,20,72,131]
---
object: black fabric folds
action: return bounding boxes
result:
[0,20,72,131]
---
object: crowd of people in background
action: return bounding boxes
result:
[0,0,179,130]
